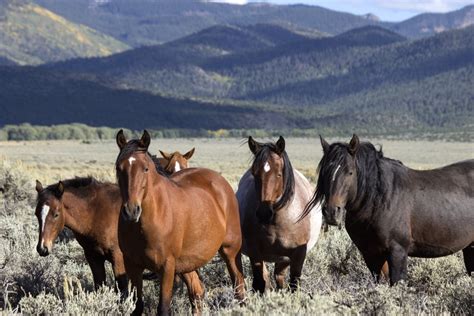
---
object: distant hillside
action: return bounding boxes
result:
[33,0,474,47]
[0,0,129,65]
[0,66,298,130]
[47,25,407,98]
[34,0,386,46]
[0,25,467,134]
[391,5,474,38]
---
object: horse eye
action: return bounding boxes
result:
[54,213,59,218]
[277,174,282,178]
[144,167,149,173]
[349,172,353,175]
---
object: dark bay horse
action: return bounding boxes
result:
[156,148,195,174]
[115,130,245,315]
[34,178,128,295]
[303,134,474,285]
[237,136,322,292]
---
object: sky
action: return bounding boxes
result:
[208,0,473,21]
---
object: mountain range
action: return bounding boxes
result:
[0,0,472,136]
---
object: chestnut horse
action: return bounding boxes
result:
[34,178,128,295]
[115,130,245,315]
[236,136,322,292]
[303,134,474,285]
[156,148,195,174]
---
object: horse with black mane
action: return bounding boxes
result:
[115,130,245,315]
[237,136,322,292]
[303,134,474,285]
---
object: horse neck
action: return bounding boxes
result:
[140,172,171,221]
[346,158,388,223]
[62,190,94,236]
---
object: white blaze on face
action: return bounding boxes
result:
[174,161,181,173]
[128,156,136,166]
[264,161,271,173]
[40,204,50,247]
[332,164,341,182]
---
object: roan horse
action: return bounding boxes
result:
[34,178,128,295]
[156,148,195,174]
[303,134,474,285]
[236,136,322,292]
[115,130,245,315]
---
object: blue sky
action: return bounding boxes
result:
[208,0,473,21]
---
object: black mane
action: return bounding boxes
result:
[302,141,403,219]
[251,142,295,211]
[39,177,101,201]
[115,140,169,177]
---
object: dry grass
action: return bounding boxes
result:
[0,137,472,314]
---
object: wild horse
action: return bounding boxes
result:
[115,130,245,315]
[303,134,474,285]
[156,148,195,174]
[237,136,322,292]
[35,178,128,295]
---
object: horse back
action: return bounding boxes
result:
[376,159,474,257]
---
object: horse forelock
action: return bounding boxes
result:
[251,143,295,211]
[116,140,169,178]
[300,141,386,220]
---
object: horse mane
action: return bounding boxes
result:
[39,177,102,200]
[251,142,295,211]
[115,139,169,177]
[301,141,403,219]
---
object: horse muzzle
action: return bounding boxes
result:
[37,243,50,256]
[322,205,345,226]
[122,203,142,223]
[256,202,274,224]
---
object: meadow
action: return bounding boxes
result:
[0,137,473,314]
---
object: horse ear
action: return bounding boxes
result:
[248,136,261,155]
[349,134,360,155]
[139,130,151,149]
[275,136,285,155]
[54,181,64,199]
[116,129,127,150]
[183,148,195,160]
[35,180,43,193]
[320,135,330,155]
[159,150,172,160]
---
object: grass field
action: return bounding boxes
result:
[0,137,473,314]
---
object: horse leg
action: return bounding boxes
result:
[84,251,106,290]
[157,259,176,316]
[274,262,290,290]
[462,243,474,276]
[380,261,389,281]
[124,259,144,316]
[111,251,128,299]
[250,258,271,293]
[361,253,387,283]
[218,245,246,301]
[387,243,408,285]
[289,245,307,291]
[179,271,205,315]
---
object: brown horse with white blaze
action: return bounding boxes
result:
[115,130,245,315]
[157,148,195,174]
[237,136,322,293]
[34,178,128,295]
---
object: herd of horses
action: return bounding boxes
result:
[34,131,474,315]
